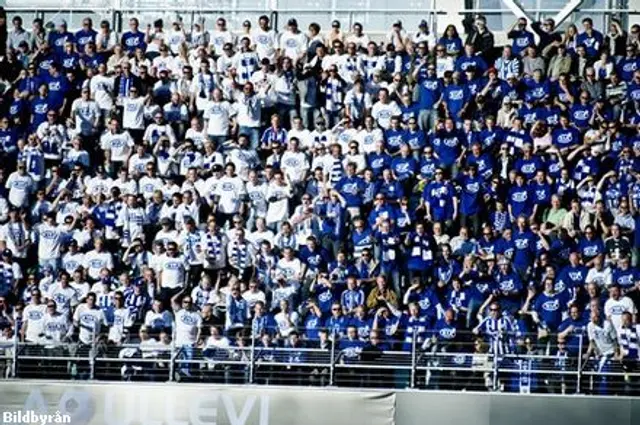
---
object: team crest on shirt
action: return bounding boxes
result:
[542,299,560,311]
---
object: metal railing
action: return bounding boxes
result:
[2,329,640,395]
[0,4,448,36]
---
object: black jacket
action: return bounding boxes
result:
[463,16,495,59]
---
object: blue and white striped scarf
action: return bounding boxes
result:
[619,325,640,360]
[231,240,250,270]
[205,232,223,260]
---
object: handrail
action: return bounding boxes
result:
[460,9,640,14]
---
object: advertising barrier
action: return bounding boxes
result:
[0,382,395,425]
[1,381,640,425]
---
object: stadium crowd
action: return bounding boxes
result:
[0,6,638,392]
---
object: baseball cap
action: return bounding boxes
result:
[2,249,12,258]
[287,18,298,26]
[419,20,428,28]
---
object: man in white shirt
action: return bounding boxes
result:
[279,19,308,64]
[70,87,101,137]
[101,118,135,175]
[234,83,262,150]
[371,88,401,129]
[586,308,620,393]
[281,138,309,189]
[41,299,71,350]
[37,213,67,273]
[46,272,78,317]
[158,241,189,299]
[116,194,148,247]
[121,87,147,142]
[171,290,202,377]
[108,291,134,344]
[84,238,114,281]
[89,63,115,121]
[203,88,236,146]
[252,15,277,62]
[5,162,35,208]
[21,289,47,343]
[214,163,246,226]
[604,283,637,332]
[210,17,236,56]
[73,292,107,346]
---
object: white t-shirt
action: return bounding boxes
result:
[62,252,85,275]
[159,254,188,289]
[122,97,146,130]
[101,130,135,162]
[73,304,106,344]
[23,303,47,342]
[42,312,70,346]
[89,74,115,110]
[266,183,292,225]
[144,309,174,330]
[204,100,235,136]
[371,101,401,129]
[6,172,34,208]
[138,176,163,199]
[587,319,618,356]
[355,129,384,154]
[281,151,309,183]
[71,99,100,135]
[37,223,66,260]
[234,94,261,128]
[252,28,277,61]
[83,250,114,280]
[215,176,246,214]
[174,308,202,346]
[245,181,268,217]
[274,310,300,337]
[47,283,77,315]
[279,31,308,61]
[604,296,637,331]
[108,307,134,343]
[276,257,303,284]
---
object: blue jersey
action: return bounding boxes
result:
[404,129,427,151]
[335,176,365,207]
[423,181,456,221]
[534,291,570,331]
[512,230,536,270]
[367,152,392,178]
[416,78,442,109]
[390,156,417,181]
[458,174,483,216]
[384,128,406,154]
[121,31,146,53]
[509,29,535,55]
[508,183,533,218]
[431,130,462,167]
[570,104,592,128]
[442,84,469,118]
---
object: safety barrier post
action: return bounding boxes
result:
[329,329,336,386]
[576,334,583,394]
[11,331,18,378]
[492,353,499,391]
[168,341,176,382]
[89,338,96,381]
[249,331,256,384]
[410,329,417,389]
